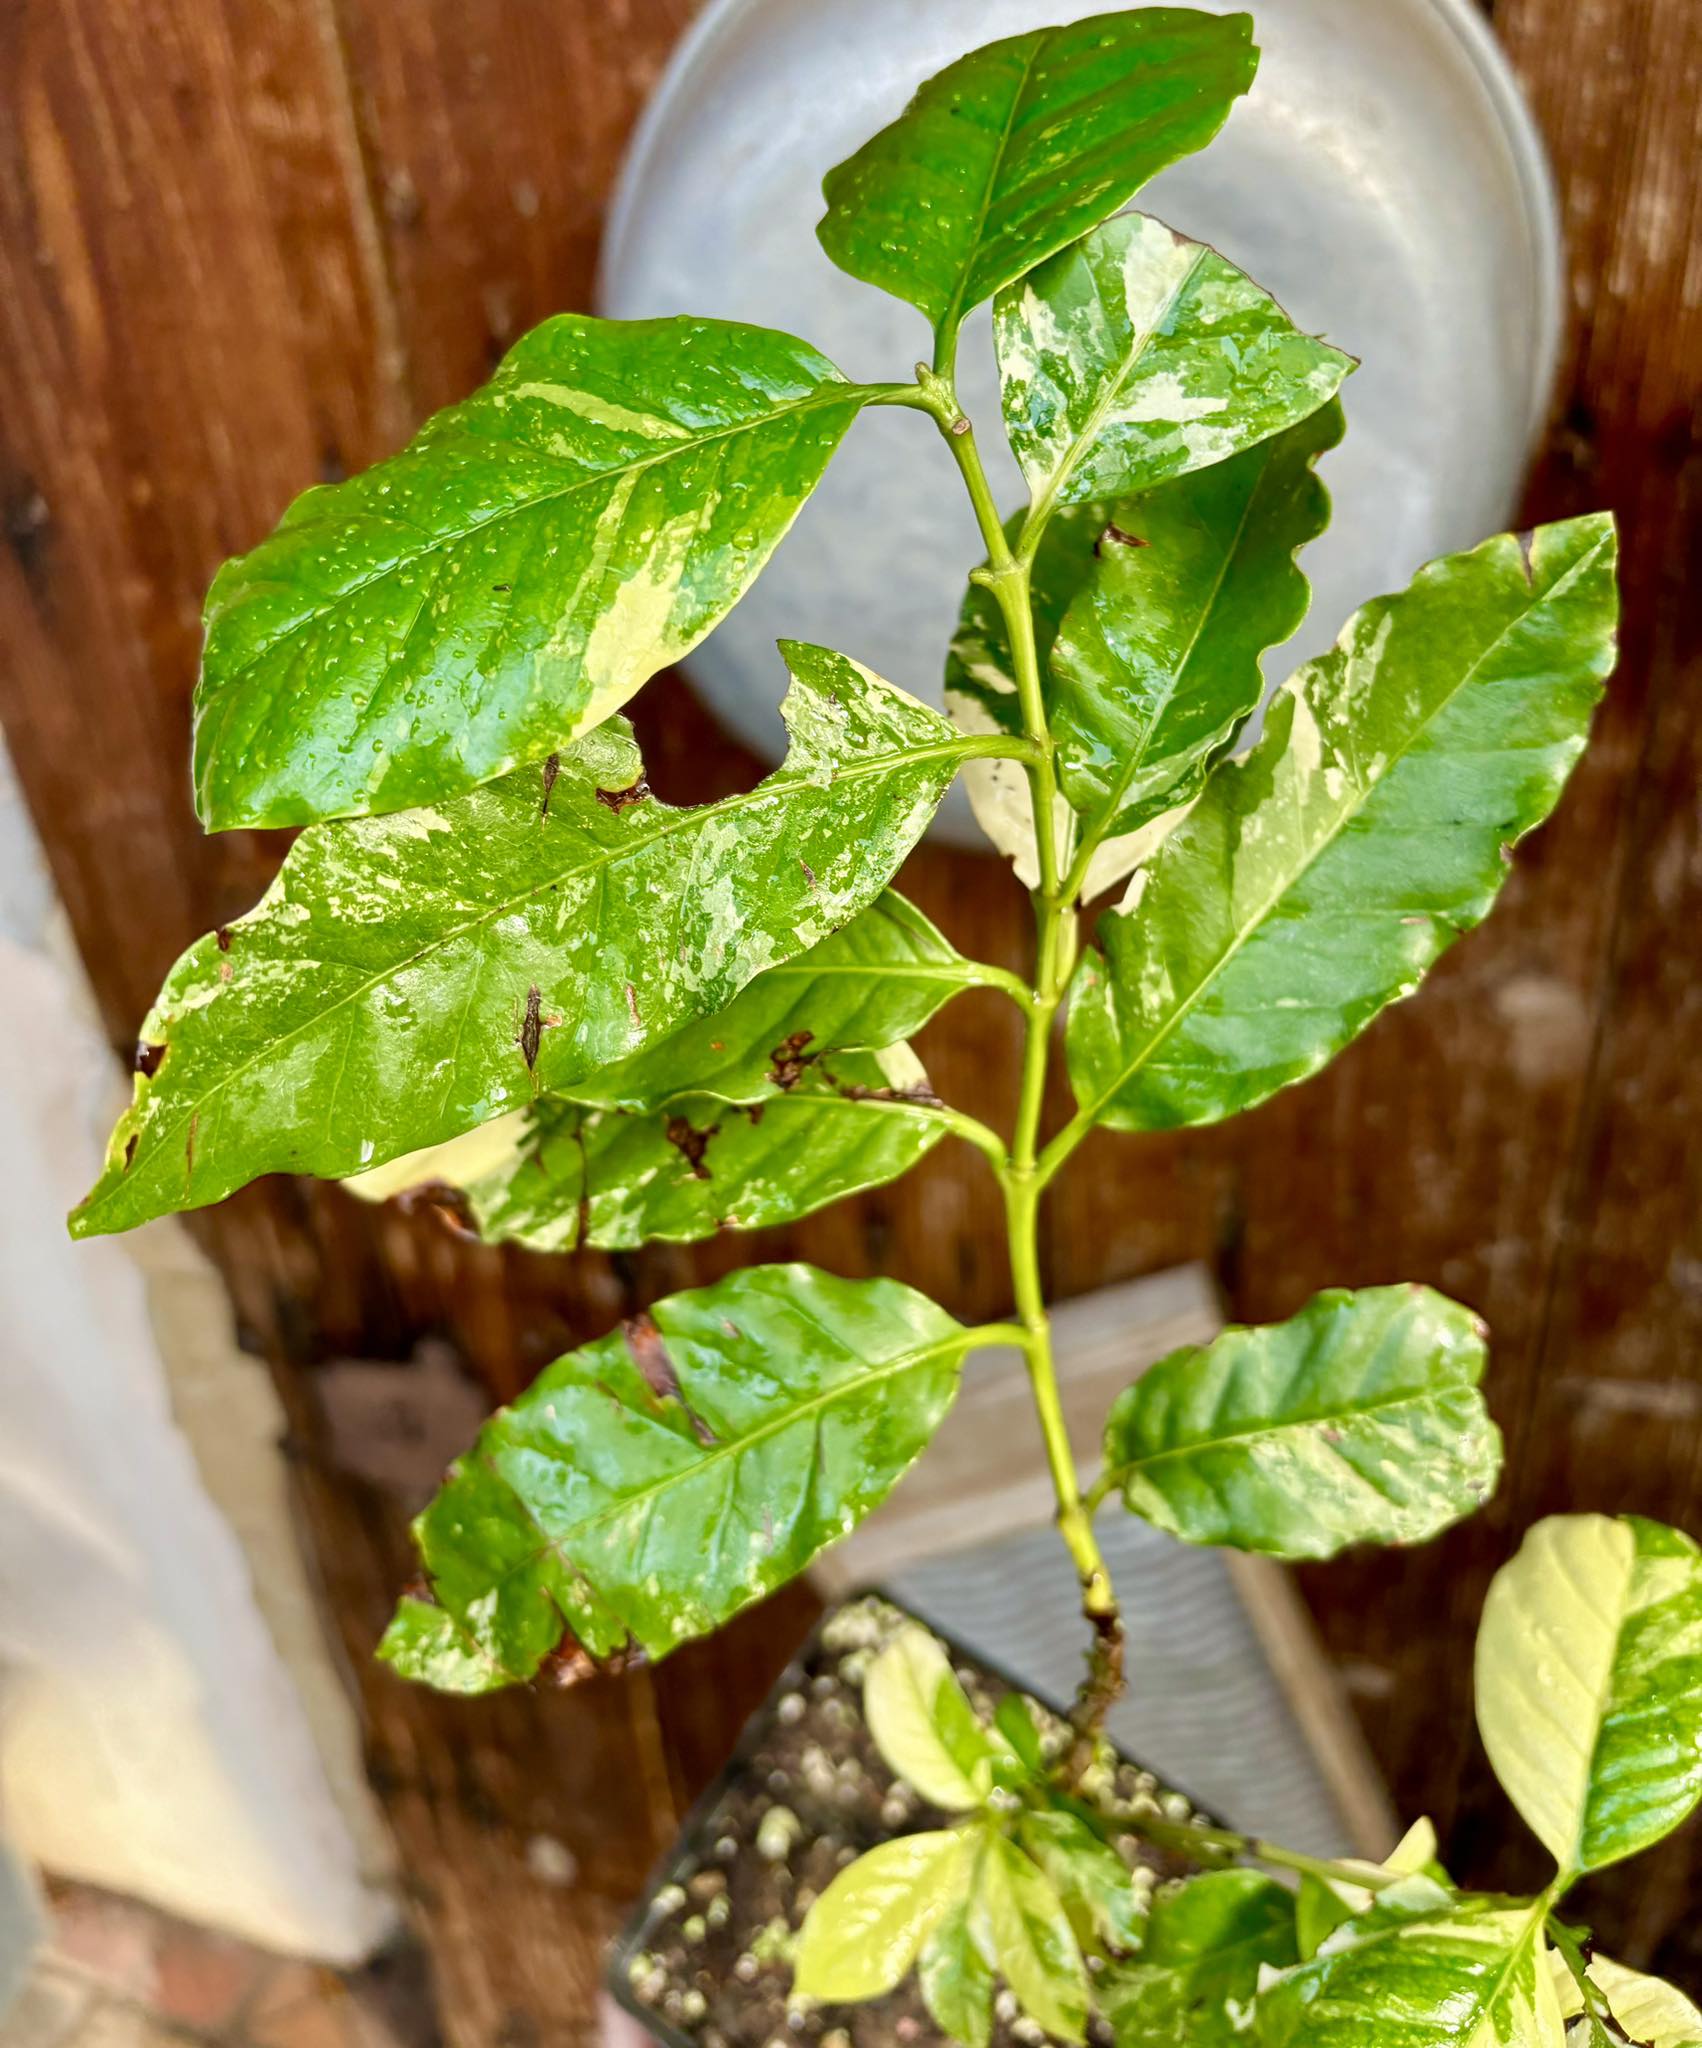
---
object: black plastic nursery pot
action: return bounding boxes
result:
[607,1592,1210,2048]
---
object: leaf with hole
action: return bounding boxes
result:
[995,211,1352,526]
[73,647,984,1238]
[1101,1285,1501,1560]
[1065,515,1619,1135]
[380,1265,971,1687]
[1475,1513,1702,1877]
[817,10,1257,345]
[194,315,870,829]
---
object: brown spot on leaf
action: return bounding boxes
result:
[215,926,232,952]
[518,985,544,1071]
[1097,523,1148,554]
[1514,529,1535,584]
[539,752,560,821]
[123,1132,139,1169]
[732,1102,766,1127]
[832,1076,941,1108]
[596,778,652,813]
[623,1313,718,1444]
[767,1030,817,1090]
[395,1180,481,1241]
[135,1041,166,1078]
[625,982,642,1031]
[799,858,818,891]
[185,1111,199,1184]
[665,1114,719,1180]
[538,1629,647,1689]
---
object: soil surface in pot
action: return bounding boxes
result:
[614,1595,1207,2048]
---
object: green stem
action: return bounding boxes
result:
[1125,1812,1404,1894]
[916,363,1121,1727]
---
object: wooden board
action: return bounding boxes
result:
[1,0,1699,2026]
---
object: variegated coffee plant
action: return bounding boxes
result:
[71,4,1697,2040]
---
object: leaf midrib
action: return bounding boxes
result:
[202,380,865,698]
[934,35,1045,343]
[466,1327,972,1632]
[1109,1373,1475,1488]
[1074,530,1611,1132]
[91,729,987,1223]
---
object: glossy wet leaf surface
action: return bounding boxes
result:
[194,315,865,828]
[1066,516,1619,1133]
[74,649,974,1238]
[1051,400,1341,853]
[363,1046,942,1252]
[1101,1868,1296,2045]
[995,211,1351,523]
[1256,1892,1563,2048]
[381,1265,969,1686]
[1102,1285,1501,1559]
[1475,1513,1702,1877]
[817,9,1257,342]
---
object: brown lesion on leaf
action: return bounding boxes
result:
[539,751,561,821]
[1097,523,1148,554]
[123,1131,139,1169]
[623,1312,718,1444]
[822,1064,941,1109]
[731,1102,766,1127]
[538,1627,647,1689]
[799,857,818,892]
[767,1029,817,1090]
[135,1041,166,1078]
[184,1111,200,1189]
[215,926,232,952]
[664,1113,719,1180]
[396,1180,480,1241]
[596,777,652,813]
[1515,528,1536,585]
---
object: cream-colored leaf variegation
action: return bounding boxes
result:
[794,1830,971,2002]
[1549,1950,1702,2046]
[864,1624,989,1811]
[1475,1513,1702,1877]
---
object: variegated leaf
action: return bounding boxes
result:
[1100,1869,1297,2045]
[994,212,1352,525]
[1051,400,1341,854]
[796,1833,972,2003]
[382,1265,971,1686]
[194,316,868,829]
[1256,1893,1565,2048]
[1066,516,1619,1135]
[74,648,995,1237]
[348,1044,945,1253]
[1550,1951,1702,2048]
[817,11,1257,344]
[1476,1514,1702,1877]
[1101,1285,1500,1560]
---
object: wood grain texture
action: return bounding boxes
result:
[1,0,1698,2026]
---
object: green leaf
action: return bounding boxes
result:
[1065,515,1620,1135]
[1294,1816,1442,1958]
[919,1900,995,2048]
[565,888,997,1110]
[995,211,1352,525]
[1050,400,1342,854]
[1550,1951,1702,2048]
[864,1623,998,1811]
[1101,1285,1501,1560]
[994,1694,1049,1775]
[379,1266,969,1687]
[945,402,1339,900]
[1017,1809,1144,1954]
[1256,1895,1564,2048]
[348,1044,946,1253]
[794,1831,970,2003]
[1100,1869,1297,2045]
[968,1831,1088,2043]
[193,315,868,830]
[816,10,1258,345]
[1475,1513,1702,1877]
[73,647,978,1239]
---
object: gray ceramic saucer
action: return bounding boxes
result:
[600,0,1561,843]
